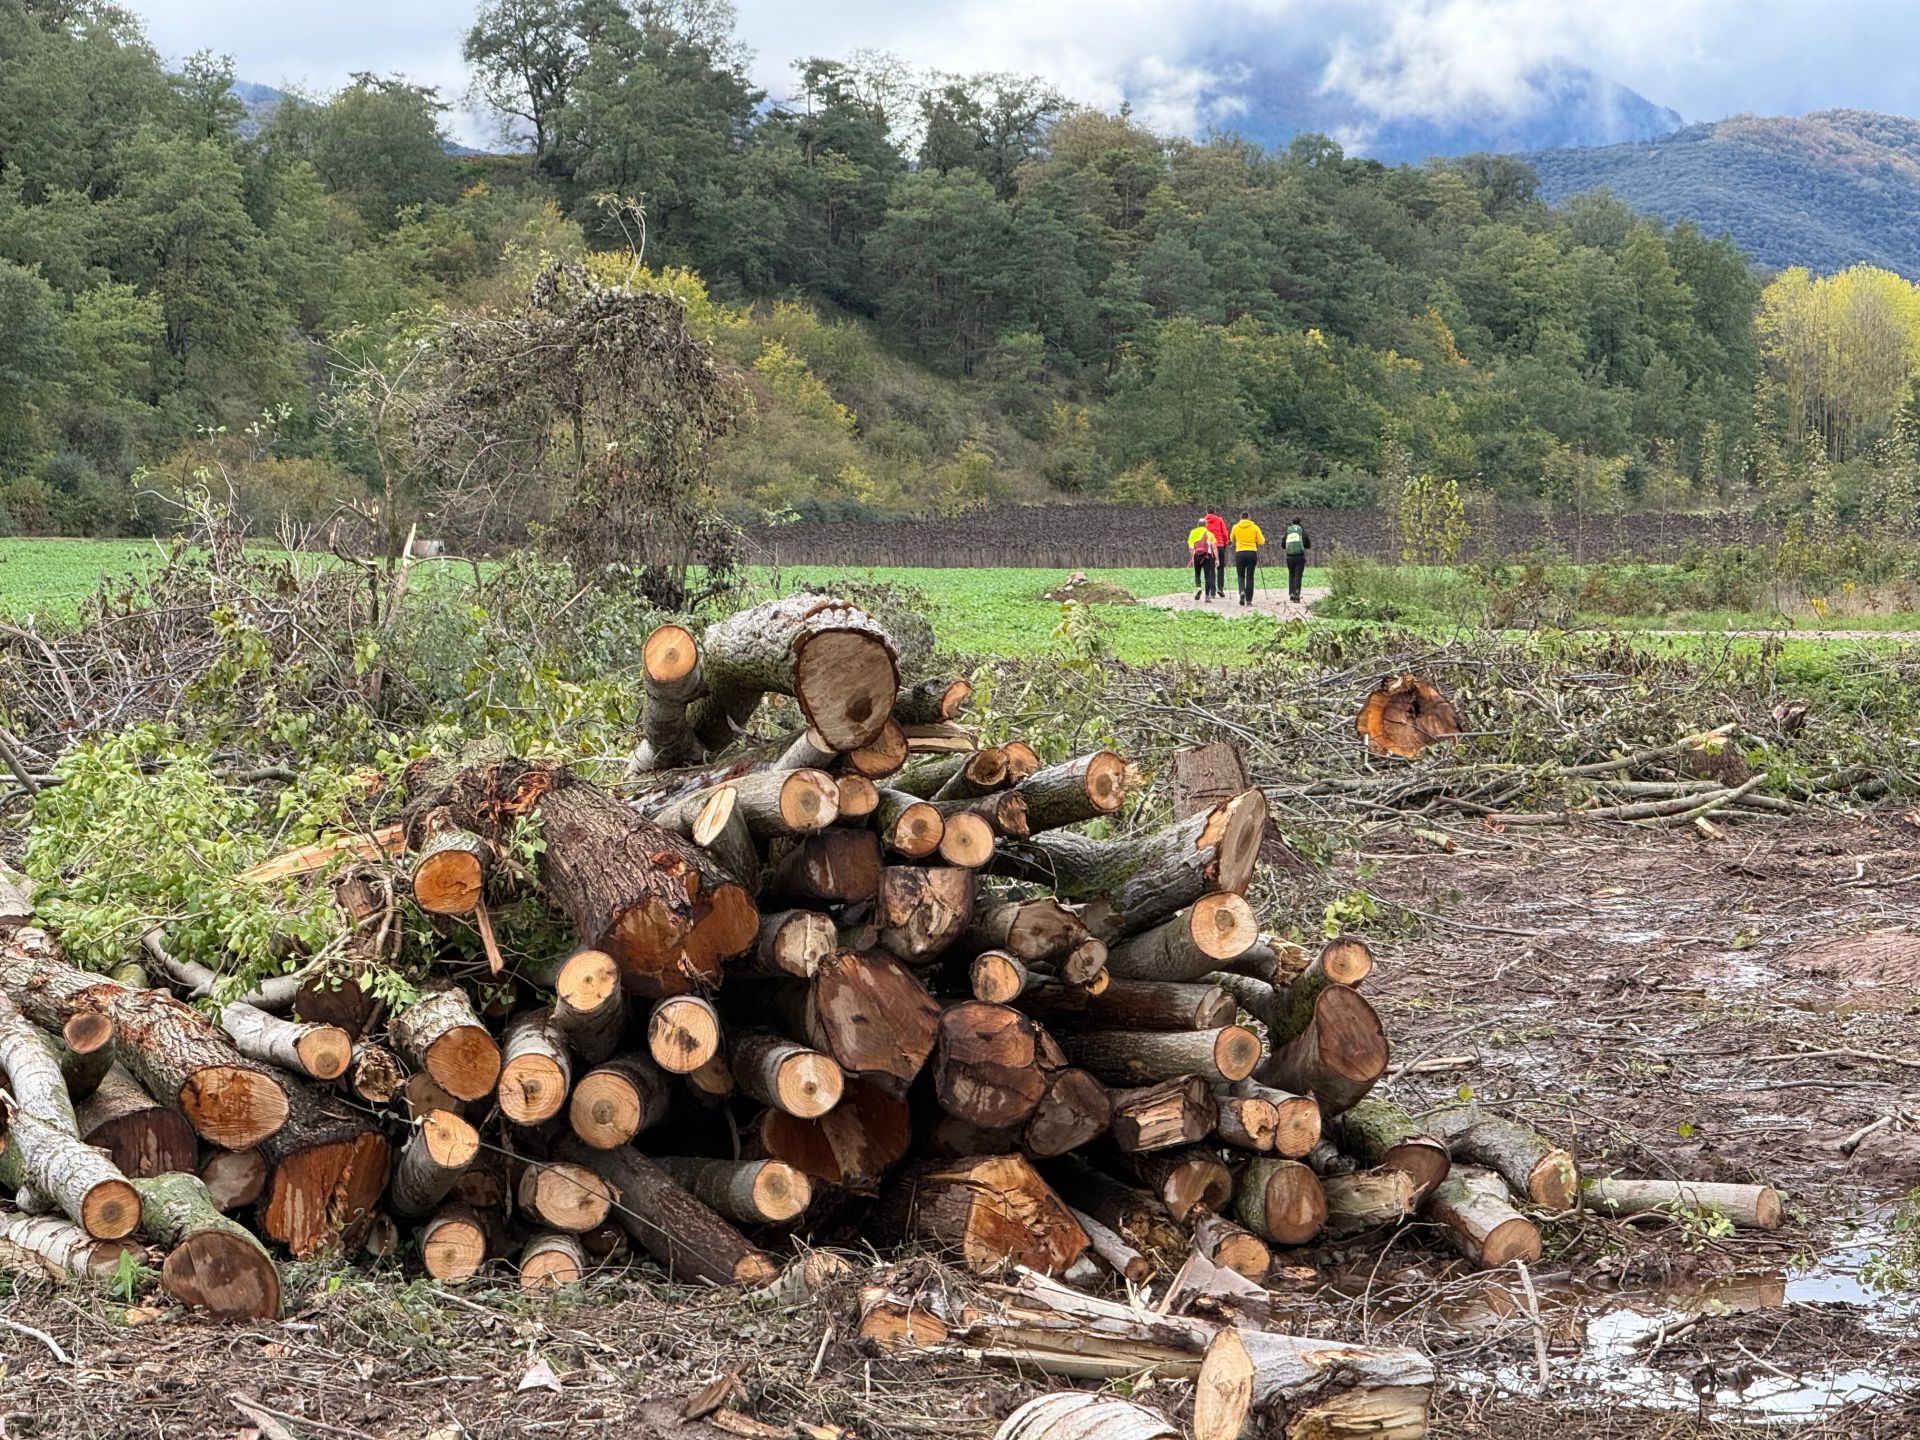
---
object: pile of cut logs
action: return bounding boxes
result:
[0,595,1782,1439]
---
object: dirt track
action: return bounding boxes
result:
[1142,585,1330,619]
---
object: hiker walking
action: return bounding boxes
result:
[1282,517,1311,603]
[1202,506,1231,602]
[1229,510,1265,606]
[1187,518,1220,600]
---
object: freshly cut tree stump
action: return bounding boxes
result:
[966,897,1087,963]
[56,1012,114,1101]
[1232,1158,1328,1246]
[77,1065,197,1179]
[1426,1167,1542,1266]
[1019,978,1237,1032]
[569,1055,672,1149]
[1267,939,1376,1045]
[996,1392,1178,1440]
[390,987,500,1102]
[1105,896,1258,983]
[1227,1081,1322,1159]
[200,1148,267,1211]
[0,1212,135,1280]
[648,995,722,1075]
[495,1010,571,1125]
[1331,1099,1450,1203]
[1108,1077,1218,1153]
[410,824,492,915]
[131,1172,280,1320]
[878,1154,1088,1276]
[894,677,973,726]
[739,911,837,979]
[1012,753,1128,832]
[631,623,707,772]
[655,1156,812,1225]
[1023,1068,1111,1159]
[731,1031,844,1118]
[1057,1026,1261,1086]
[220,1002,352,1082]
[877,866,975,963]
[1429,1108,1578,1209]
[391,1109,481,1219]
[688,593,900,753]
[1582,1176,1782,1230]
[772,830,885,906]
[1213,1094,1279,1153]
[345,1042,407,1107]
[1322,1167,1418,1236]
[420,1204,489,1281]
[933,1002,1048,1130]
[1255,984,1387,1118]
[535,948,626,1064]
[519,1230,587,1291]
[517,1160,616,1232]
[1194,1324,1435,1440]
[759,1076,911,1192]
[256,1085,391,1259]
[1192,1213,1270,1280]
[409,752,759,995]
[937,811,997,869]
[874,791,945,859]
[0,1105,139,1239]
[563,1141,777,1285]
[1121,1145,1234,1223]
[970,950,1031,1004]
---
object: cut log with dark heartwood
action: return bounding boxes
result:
[131,1172,281,1320]
[1104,896,1258,983]
[1057,1026,1261,1086]
[1010,753,1128,833]
[932,1002,1049,1131]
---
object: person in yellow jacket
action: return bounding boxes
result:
[1228,511,1265,606]
[1186,521,1219,600]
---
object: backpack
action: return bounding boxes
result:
[1285,526,1305,556]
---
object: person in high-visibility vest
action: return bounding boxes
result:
[1202,508,1231,601]
[1282,518,1311,602]
[1186,521,1219,600]
[1229,511,1265,606]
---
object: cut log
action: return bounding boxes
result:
[772,949,940,1098]
[76,1065,197,1179]
[569,1055,672,1149]
[1330,1099,1451,1203]
[1426,1167,1542,1266]
[256,1084,391,1259]
[1227,1081,1322,1159]
[685,1050,735,1098]
[876,866,975,964]
[345,1042,407,1107]
[390,1109,481,1218]
[405,1071,461,1122]
[200,1148,267,1211]
[873,791,945,859]
[1267,939,1376,1045]
[1061,937,1110,986]
[0,930,288,1148]
[494,1010,570,1125]
[520,1230,587,1291]
[0,1104,139,1239]
[1120,1145,1234,1222]
[1024,1068,1112,1158]
[410,823,492,915]
[420,1203,488,1281]
[562,1140,777,1285]
[771,829,884,907]
[878,1154,1087,1276]
[219,1003,352,1083]
[758,1076,911,1192]
[1255,984,1387,1118]
[937,811,997,869]
[970,950,1031,1003]
[1207,971,1277,1023]
[1195,1324,1435,1440]
[1068,1202,1153,1285]
[1213,1094,1278,1153]
[1105,896,1257,983]
[516,1159,615,1232]
[729,767,840,838]
[966,896,1087,963]
[997,1393,1177,1440]
[778,726,838,773]
[1044,1157,1185,1253]
[390,986,500,1102]
[688,594,900,752]
[935,790,1029,840]
[1002,741,1040,782]
[932,746,1008,800]
[688,787,761,891]
[654,1157,812,1225]
[1057,1026,1261,1086]
[131,1171,280,1320]
[535,948,626,1065]
[0,1211,135,1280]
[1357,673,1460,758]
[1019,978,1237,1032]
[632,622,708,772]
[1192,1212,1270,1280]
[293,967,382,1038]
[56,1012,114,1101]
[933,1002,1048,1131]
[1012,753,1128,832]
[846,718,909,779]
[648,995,723,1075]
[1322,1166,1417,1237]
[835,774,879,821]
[1232,1158,1327,1245]
[409,752,759,995]
[738,910,837,980]
[894,677,973,726]
[0,988,79,1132]
[731,1031,844,1119]
[1428,1108,1578,1209]
[1582,1176,1782,1230]
[1108,1077,1217,1153]
[993,790,1267,939]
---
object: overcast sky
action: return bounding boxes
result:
[130,0,1920,147]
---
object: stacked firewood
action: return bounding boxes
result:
[0,594,1782,1434]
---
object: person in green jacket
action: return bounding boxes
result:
[1282,518,1311,602]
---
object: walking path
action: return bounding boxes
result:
[1142,585,1329,621]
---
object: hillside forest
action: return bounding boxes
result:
[3,0,1920,544]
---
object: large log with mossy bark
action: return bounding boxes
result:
[1330,1099,1450,1203]
[407,751,759,996]
[131,1172,281,1319]
[1255,984,1388,1118]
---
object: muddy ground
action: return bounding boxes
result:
[0,813,1914,1439]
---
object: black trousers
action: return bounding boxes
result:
[1193,555,1216,597]
[1286,552,1306,601]
[1236,551,1257,603]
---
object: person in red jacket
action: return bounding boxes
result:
[1202,508,1230,603]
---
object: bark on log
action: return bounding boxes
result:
[1207,972,1277,1025]
[934,790,1029,840]
[654,1156,812,1225]
[76,1065,197,1179]
[894,678,973,727]
[492,1009,569,1125]
[737,910,837,980]
[1058,1026,1261,1087]
[219,1003,352,1082]
[1322,1167,1417,1237]
[966,896,1088,963]
[648,995,723,1075]
[689,787,761,891]
[0,1211,135,1280]
[0,1104,139,1238]
[56,1012,114,1101]
[1003,742,1041,783]
[1104,896,1259,982]
[1195,1324,1434,1440]
[391,1109,481,1219]
[516,1159,616,1232]
[562,1139,778,1285]
[873,791,945,859]
[1192,1212,1270,1280]
[1044,1157,1185,1254]
[970,950,1031,1004]
[1267,939,1376,1046]
[1255,985,1387,1118]
[131,1171,281,1320]
[932,747,1008,801]
[877,866,976,964]
[1330,1099,1451,1203]
[410,823,493,916]
[1108,1077,1218,1153]
[390,986,501,1102]
[1019,978,1237,1032]
[688,594,900,753]
[1120,1145,1234,1222]
[1426,1167,1542,1266]
[0,988,79,1135]
[933,1002,1048,1131]
[758,1076,911,1192]
[200,1147,267,1211]
[1068,1203,1153,1285]
[519,1230,587,1291]
[878,1154,1088,1277]
[569,1055,672,1150]
[1582,1176,1782,1230]
[1023,1068,1111,1159]
[632,623,708,772]
[730,1031,844,1118]
[1232,1159,1327,1245]
[1227,1081,1322,1159]
[255,1083,391,1259]
[420,1204,488,1281]
[1428,1107,1578,1209]
[996,1392,1178,1440]
[1012,753,1128,832]
[534,948,625,1065]
[770,830,884,907]
[1213,1094,1279,1153]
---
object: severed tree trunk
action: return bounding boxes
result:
[420,1203,489,1281]
[647,995,722,1075]
[1019,978,1237,1032]
[731,1031,844,1119]
[1057,1026,1260,1087]
[1428,1108,1578,1209]
[877,866,975,964]
[1011,753,1128,833]
[131,1171,280,1320]
[1255,984,1387,1118]
[771,829,884,907]
[1023,1068,1111,1159]
[894,677,973,727]
[736,910,836,980]
[654,1156,812,1225]
[1582,1176,1782,1230]
[496,1009,571,1125]
[1322,1167,1417,1237]
[1330,1099,1451,1203]
[687,594,900,753]
[1213,1094,1279,1153]
[0,1211,136,1280]
[931,747,1008,800]
[219,1003,352,1082]
[200,1148,267,1211]
[934,790,1029,840]
[758,1076,911,1193]
[1108,1077,1217,1153]
[55,1013,114,1101]
[845,718,909,780]
[409,823,493,916]
[933,1002,1049,1131]
[569,1055,671,1149]
[631,623,708,772]
[390,1109,481,1219]
[1227,1080,1322,1159]
[530,948,625,1065]
[1105,896,1259,983]
[873,791,945,859]
[256,1083,391,1259]
[1119,1145,1233,1223]
[77,1065,196,1179]
[1232,1158,1327,1245]
[965,896,1087,963]
[878,1153,1088,1277]
[561,1140,777,1285]
[390,986,501,1102]
[835,774,880,821]
[1266,939,1376,1045]
[0,1104,139,1239]
[1426,1167,1542,1266]
[936,811,997,869]
[519,1230,587,1291]
[1192,1213,1270,1280]
[762,949,940,1098]
[970,950,1031,1003]
[516,1159,616,1232]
